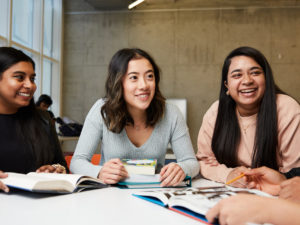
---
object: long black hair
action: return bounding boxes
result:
[0,47,63,169]
[101,48,165,133]
[212,46,283,170]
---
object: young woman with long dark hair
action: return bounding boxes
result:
[196,46,300,187]
[70,48,199,186]
[0,47,67,192]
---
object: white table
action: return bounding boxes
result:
[0,178,222,225]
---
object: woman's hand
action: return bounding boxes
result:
[244,166,286,195]
[226,166,249,187]
[98,158,128,184]
[159,163,185,187]
[36,164,66,174]
[0,171,9,193]
[279,177,300,204]
[206,194,270,225]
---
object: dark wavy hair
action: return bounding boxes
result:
[36,94,53,107]
[101,48,165,133]
[0,47,62,169]
[212,46,284,170]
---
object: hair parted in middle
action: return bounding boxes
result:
[212,46,284,170]
[101,48,165,133]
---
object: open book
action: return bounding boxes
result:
[1,172,107,194]
[133,186,272,224]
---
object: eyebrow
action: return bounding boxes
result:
[127,69,154,76]
[230,66,262,74]
[13,71,36,76]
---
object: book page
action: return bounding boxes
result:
[168,186,274,215]
[134,185,274,214]
[122,174,160,183]
[1,172,69,191]
[27,172,84,186]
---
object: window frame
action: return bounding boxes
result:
[0,0,63,116]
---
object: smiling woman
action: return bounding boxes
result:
[70,48,199,186]
[0,61,36,114]
[196,46,300,187]
[0,47,68,193]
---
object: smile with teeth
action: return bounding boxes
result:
[18,92,31,97]
[138,94,149,98]
[136,93,150,100]
[240,88,256,93]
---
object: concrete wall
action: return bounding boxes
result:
[63,1,300,151]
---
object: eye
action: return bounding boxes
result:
[13,74,25,81]
[231,73,242,78]
[30,76,36,82]
[146,73,154,80]
[129,75,138,81]
[250,70,262,76]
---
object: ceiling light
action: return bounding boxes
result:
[128,0,145,9]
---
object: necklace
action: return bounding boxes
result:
[237,111,255,134]
[241,123,251,134]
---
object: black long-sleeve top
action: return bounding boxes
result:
[0,111,68,173]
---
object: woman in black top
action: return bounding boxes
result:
[0,47,68,192]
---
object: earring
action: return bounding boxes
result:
[226,90,229,95]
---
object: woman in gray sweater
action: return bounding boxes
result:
[70,48,199,186]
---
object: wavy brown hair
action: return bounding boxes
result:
[101,48,165,133]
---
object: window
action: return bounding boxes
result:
[0,0,63,116]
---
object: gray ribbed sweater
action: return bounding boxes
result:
[70,99,199,178]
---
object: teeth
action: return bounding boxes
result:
[18,92,30,97]
[139,94,148,98]
[240,89,255,93]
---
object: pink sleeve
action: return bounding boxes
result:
[277,95,300,173]
[196,101,234,183]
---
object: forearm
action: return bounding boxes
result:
[199,160,233,183]
[70,155,102,178]
[265,198,300,225]
[177,158,200,178]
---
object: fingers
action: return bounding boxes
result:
[280,176,300,188]
[243,166,266,176]
[206,200,221,223]
[160,163,185,187]
[279,177,300,200]
[98,158,128,184]
[0,170,8,178]
[0,181,9,193]
[54,166,66,174]
[0,171,9,193]
[226,167,249,187]
[36,165,56,173]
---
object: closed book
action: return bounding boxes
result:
[121,159,157,175]
[117,174,191,189]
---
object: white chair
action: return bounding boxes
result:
[165,98,187,161]
[166,98,187,121]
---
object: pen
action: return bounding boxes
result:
[225,173,245,185]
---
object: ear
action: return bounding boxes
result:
[224,80,228,89]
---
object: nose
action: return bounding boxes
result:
[23,78,34,89]
[242,73,253,85]
[138,77,149,89]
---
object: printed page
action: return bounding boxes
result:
[122,174,160,183]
